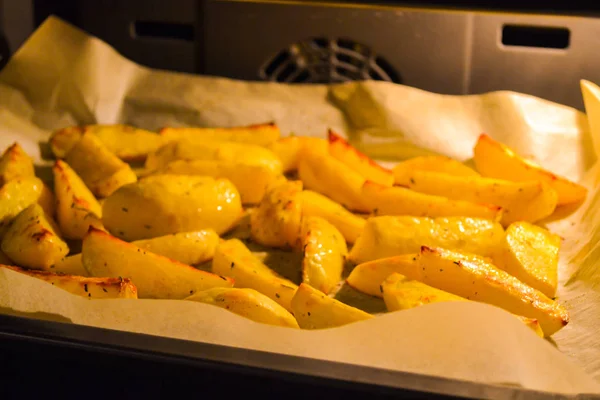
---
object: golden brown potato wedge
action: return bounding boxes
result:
[50,125,164,161]
[53,160,104,239]
[0,143,35,186]
[494,222,561,298]
[393,155,479,186]
[65,132,137,197]
[405,171,557,224]
[474,134,587,206]
[186,287,299,328]
[1,204,69,270]
[299,190,365,244]
[250,180,303,249]
[212,239,298,311]
[52,254,87,276]
[291,283,373,329]
[346,254,420,298]
[348,216,505,264]
[158,159,283,204]
[268,136,328,173]
[328,130,394,186]
[1,265,138,299]
[82,228,233,299]
[361,180,503,221]
[301,216,347,294]
[298,147,368,212]
[0,177,49,238]
[145,140,282,174]
[102,175,242,241]
[418,246,569,335]
[160,122,280,147]
[132,230,219,266]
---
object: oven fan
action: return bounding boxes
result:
[259,37,401,84]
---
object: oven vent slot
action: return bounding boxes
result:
[259,37,401,84]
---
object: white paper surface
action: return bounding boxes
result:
[1,17,600,395]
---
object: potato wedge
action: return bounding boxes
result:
[328,130,394,186]
[83,228,233,299]
[0,143,35,186]
[346,254,420,298]
[145,140,282,174]
[160,122,280,147]
[250,180,303,249]
[393,155,479,186]
[65,132,137,197]
[102,175,242,241]
[159,159,282,204]
[53,160,104,239]
[361,181,503,221]
[418,246,569,335]
[0,250,13,265]
[299,190,365,243]
[1,265,138,299]
[291,283,373,329]
[268,136,328,173]
[348,216,505,264]
[132,230,219,266]
[301,216,347,294]
[474,134,586,205]
[0,177,47,238]
[53,230,218,276]
[405,171,557,224]
[298,147,368,212]
[1,204,69,270]
[186,287,298,328]
[38,183,56,218]
[382,272,466,311]
[381,272,544,337]
[494,222,561,298]
[212,239,298,311]
[50,125,164,161]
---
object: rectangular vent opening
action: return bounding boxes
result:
[502,25,570,49]
[132,21,194,42]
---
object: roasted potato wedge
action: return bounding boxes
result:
[1,204,69,270]
[0,250,13,265]
[299,190,365,243]
[418,246,569,335]
[0,177,45,237]
[186,287,299,328]
[0,142,35,186]
[50,125,164,161]
[382,272,466,311]
[53,160,104,239]
[159,159,283,204]
[212,239,298,311]
[102,175,242,241]
[393,155,479,186]
[145,140,282,174]
[65,132,137,197]
[38,183,56,218]
[494,222,561,298]
[268,136,328,173]
[132,230,219,266]
[301,216,347,294]
[160,122,280,147]
[361,180,503,221]
[474,134,587,205]
[346,254,420,298]
[349,216,505,264]
[1,265,138,299]
[405,171,557,224]
[250,180,303,249]
[298,147,368,212]
[328,130,394,186]
[291,283,373,329]
[83,228,233,299]
[52,254,87,276]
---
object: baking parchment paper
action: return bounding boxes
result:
[1,17,600,396]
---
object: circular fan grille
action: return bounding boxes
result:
[259,37,401,84]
